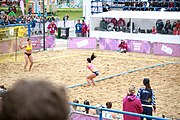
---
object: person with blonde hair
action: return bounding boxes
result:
[123,85,143,120]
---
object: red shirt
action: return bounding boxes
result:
[152,28,157,34]
[118,42,128,50]
[173,30,180,35]
[47,23,57,34]
[176,23,180,29]
[82,23,87,34]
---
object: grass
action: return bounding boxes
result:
[0,7,83,20]
[55,11,83,20]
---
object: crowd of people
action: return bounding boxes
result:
[0,8,60,27]
[96,17,180,35]
[69,78,156,120]
[107,0,180,11]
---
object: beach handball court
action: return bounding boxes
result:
[0,49,180,118]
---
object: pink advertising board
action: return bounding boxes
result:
[70,112,111,120]
[153,42,180,57]
[30,35,55,50]
[0,40,17,54]
[68,37,97,49]
[99,38,120,51]
[127,40,151,54]
[99,38,151,54]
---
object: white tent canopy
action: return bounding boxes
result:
[91,11,180,20]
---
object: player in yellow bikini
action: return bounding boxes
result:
[19,38,40,71]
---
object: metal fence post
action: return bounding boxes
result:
[28,24,31,38]
[99,111,102,120]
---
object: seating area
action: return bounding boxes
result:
[91,0,180,14]
[112,0,180,11]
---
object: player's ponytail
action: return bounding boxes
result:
[90,53,96,61]
[87,53,96,63]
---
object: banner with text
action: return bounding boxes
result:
[153,42,180,57]
[70,112,111,120]
[68,37,97,49]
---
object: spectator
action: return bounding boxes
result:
[173,27,180,35]
[8,6,13,14]
[103,3,110,12]
[172,21,177,30]
[75,19,82,37]
[127,18,135,32]
[102,102,116,119]
[167,0,175,11]
[83,100,96,115]
[16,15,22,23]
[137,78,156,120]
[37,11,42,17]
[176,20,180,30]
[28,7,32,15]
[30,18,37,35]
[111,18,118,27]
[123,85,143,120]
[55,16,60,22]
[1,10,5,15]
[117,18,125,27]
[0,85,7,97]
[156,19,164,33]
[117,40,128,53]
[12,6,16,14]
[81,20,88,37]
[152,26,157,34]
[72,99,79,112]
[8,11,16,17]
[4,19,10,25]
[87,23,90,37]
[0,79,68,120]
[164,20,172,34]
[63,14,69,27]
[47,21,57,35]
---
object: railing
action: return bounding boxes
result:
[69,102,169,120]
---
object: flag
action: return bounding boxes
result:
[20,0,24,16]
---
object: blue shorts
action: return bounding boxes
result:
[93,71,99,76]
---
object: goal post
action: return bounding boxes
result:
[0,24,31,63]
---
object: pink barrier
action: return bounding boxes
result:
[127,40,151,54]
[0,40,17,54]
[30,36,42,50]
[70,112,111,120]
[153,42,180,57]
[99,38,151,54]
[99,38,120,51]
[30,35,55,50]
[68,37,97,49]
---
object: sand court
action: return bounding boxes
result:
[0,49,180,118]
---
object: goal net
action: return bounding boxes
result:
[0,24,28,63]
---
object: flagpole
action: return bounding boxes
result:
[42,0,46,51]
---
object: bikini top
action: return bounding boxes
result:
[87,64,94,70]
[26,44,32,51]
